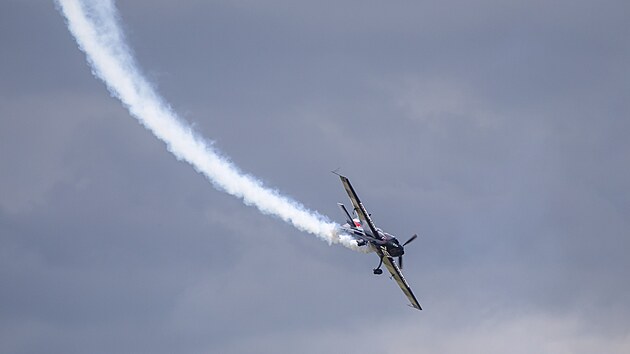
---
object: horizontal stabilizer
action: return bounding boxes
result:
[338,203,354,226]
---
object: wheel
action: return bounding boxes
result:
[373,268,383,275]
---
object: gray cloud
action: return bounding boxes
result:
[1,0,629,353]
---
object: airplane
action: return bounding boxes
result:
[335,173,422,310]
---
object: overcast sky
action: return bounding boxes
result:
[1,1,629,353]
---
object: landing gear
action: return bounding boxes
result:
[373,257,384,275]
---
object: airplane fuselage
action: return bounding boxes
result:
[341,222,405,257]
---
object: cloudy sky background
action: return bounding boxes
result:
[1,0,629,353]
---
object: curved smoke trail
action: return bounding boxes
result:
[56,0,362,251]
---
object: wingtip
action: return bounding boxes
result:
[331,168,345,178]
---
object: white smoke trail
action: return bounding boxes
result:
[56,0,363,251]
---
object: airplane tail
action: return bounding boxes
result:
[337,203,354,226]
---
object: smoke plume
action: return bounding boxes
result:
[56,0,362,251]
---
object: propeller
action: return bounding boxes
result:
[402,234,418,247]
[399,234,418,269]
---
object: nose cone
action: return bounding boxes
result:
[388,243,404,257]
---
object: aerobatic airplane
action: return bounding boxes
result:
[335,173,422,310]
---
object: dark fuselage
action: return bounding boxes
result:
[341,221,405,257]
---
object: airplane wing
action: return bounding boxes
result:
[338,175,381,240]
[381,254,422,310]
